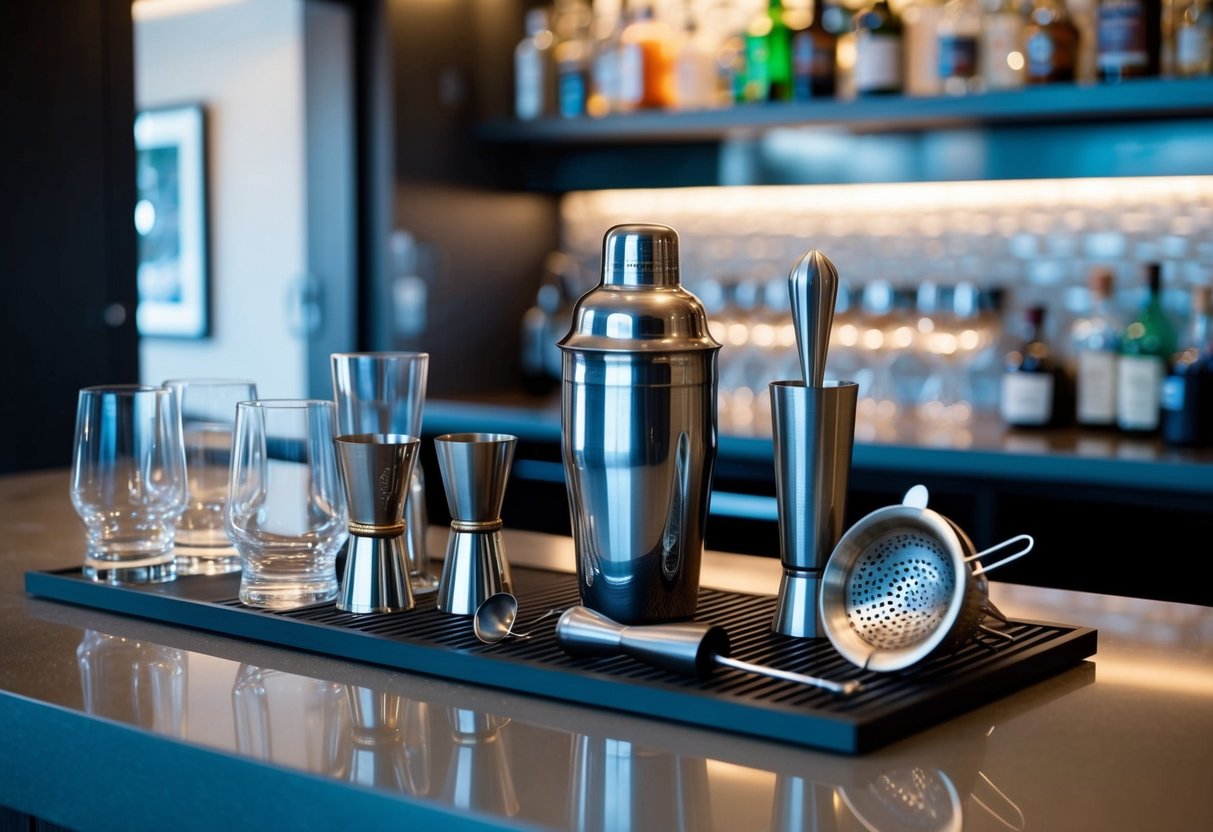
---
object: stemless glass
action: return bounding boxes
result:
[226,399,349,609]
[330,351,437,593]
[164,377,258,576]
[70,384,187,584]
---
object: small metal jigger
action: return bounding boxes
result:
[335,433,420,614]
[434,433,517,616]
[770,250,858,639]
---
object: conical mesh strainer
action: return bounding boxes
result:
[820,485,1033,672]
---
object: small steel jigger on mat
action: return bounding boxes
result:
[435,433,517,616]
[334,433,420,614]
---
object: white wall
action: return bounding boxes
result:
[135,0,308,398]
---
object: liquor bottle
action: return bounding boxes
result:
[588,5,626,117]
[1000,304,1071,428]
[936,0,984,94]
[672,4,721,109]
[554,0,594,118]
[852,0,907,95]
[1160,285,1213,447]
[1116,263,1179,434]
[791,0,838,98]
[619,0,675,110]
[981,0,1028,90]
[1172,0,1213,77]
[1095,0,1162,81]
[515,7,557,120]
[744,0,794,102]
[1023,0,1080,83]
[1070,267,1123,429]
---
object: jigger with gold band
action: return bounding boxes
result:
[335,433,420,614]
[434,433,517,616]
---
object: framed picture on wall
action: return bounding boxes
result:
[133,103,209,338]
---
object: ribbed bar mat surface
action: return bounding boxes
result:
[25,565,1097,754]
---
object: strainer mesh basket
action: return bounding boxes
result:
[844,530,958,651]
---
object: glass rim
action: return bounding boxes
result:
[237,398,335,410]
[79,384,166,395]
[162,377,258,387]
[330,351,429,361]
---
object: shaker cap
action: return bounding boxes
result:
[557,223,721,353]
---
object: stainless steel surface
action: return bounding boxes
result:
[434,433,516,616]
[555,605,859,694]
[769,380,858,639]
[820,485,1034,672]
[330,352,438,594]
[334,433,420,614]
[472,592,563,644]
[557,223,722,624]
[788,249,839,388]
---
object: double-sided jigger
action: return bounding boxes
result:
[435,432,517,616]
[770,250,859,639]
[335,433,420,614]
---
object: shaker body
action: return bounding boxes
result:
[561,350,717,623]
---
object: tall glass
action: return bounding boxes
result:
[226,399,349,608]
[330,352,437,593]
[70,384,187,584]
[164,377,258,575]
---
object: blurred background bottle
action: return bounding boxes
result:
[515,7,557,120]
[1024,0,1081,83]
[1116,263,1179,434]
[981,0,1028,89]
[791,0,839,98]
[744,0,794,101]
[1095,0,1162,81]
[1171,0,1213,77]
[853,0,907,95]
[1070,267,1122,429]
[1160,284,1213,447]
[1001,304,1071,428]
[936,0,984,94]
[619,0,676,109]
[555,0,594,118]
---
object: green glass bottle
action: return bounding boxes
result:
[1116,263,1179,434]
[744,0,793,101]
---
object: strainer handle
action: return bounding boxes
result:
[967,534,1034,576]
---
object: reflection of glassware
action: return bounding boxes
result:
[342,686,432,795]
[437,708,519,817]
[231,664,348,773]
[77,630,186,735]
[226,400,349,609]
[71,384,187,584]
[570,735,711,832]
[164,377,258,576]
[330,352,438,594]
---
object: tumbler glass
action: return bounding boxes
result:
[70,384,187,584]
[330,351,437,592]
[226,399,349,608]
[164,377,258,575]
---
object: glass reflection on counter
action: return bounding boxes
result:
[232,664,348,772]
[76,630,186,736]
[344,686,430,795]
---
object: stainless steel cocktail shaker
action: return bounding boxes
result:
[558,223,721,624]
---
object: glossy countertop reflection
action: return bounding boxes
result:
[2,469,1212,831]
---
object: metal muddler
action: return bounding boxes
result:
[334,433,419,614]
[770,250,859,639]
[555,605,861,696]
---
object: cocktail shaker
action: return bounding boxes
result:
[558,223,721,624]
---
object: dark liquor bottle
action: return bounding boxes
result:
[1095,0,1162,82]
[1024,0,1081,83]
[791,0,838,99]
[1000,305,1071,428]
[1160,285,1213,447]
[852,0,905,95]
[1116,263,1179,434]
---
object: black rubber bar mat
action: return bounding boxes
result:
[25,565,1097,754]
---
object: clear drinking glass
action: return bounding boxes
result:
[164,377,258,575]
[70,384,187,584]
[330,351,437,593]
[226,399,349,608]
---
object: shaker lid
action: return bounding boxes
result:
[557,223,721,353]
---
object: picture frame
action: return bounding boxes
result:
[133,103,209,339]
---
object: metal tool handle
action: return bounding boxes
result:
[967,534,1034,576]
[556,606,862,695]
[788,249,839,388]
[555,606,729,678]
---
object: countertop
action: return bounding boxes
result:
[2,468,1212,831]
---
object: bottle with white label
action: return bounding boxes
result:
[1001,304,1070,428]
[515,7,557,120]
[1116,263,1179,434]
[1070,267,1122,429]
[853,0,906,95]
[981,0,1027,90]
